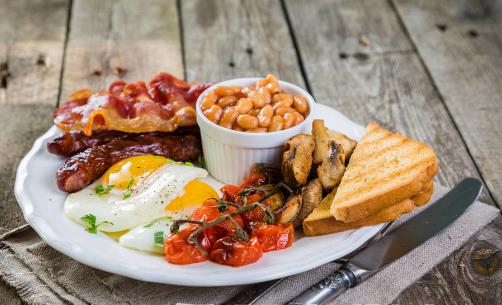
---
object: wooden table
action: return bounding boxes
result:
[1,0,500,304]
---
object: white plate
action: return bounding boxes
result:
[14,104,384,286]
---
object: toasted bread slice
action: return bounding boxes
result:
[303,195,415,236]
[411,180,434,206]
[330,123,438,223]
[303,180,433,236]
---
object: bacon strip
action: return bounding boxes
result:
[53,73,210,136]
[56,134,201,193]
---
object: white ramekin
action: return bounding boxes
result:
[196,78,316,185]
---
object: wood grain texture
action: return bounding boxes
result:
[284,0,494,205]
[0,0,69,303]
[59,0,183,102]
[0,280,23,305]
[0,0,69,235]
[395,215,502,305]
[0,0,68,106]
[182,0,305,86]
[393,0,502,207]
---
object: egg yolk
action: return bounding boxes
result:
[166,180,218,212]
[104,229,129,241]
[101,155,169,190]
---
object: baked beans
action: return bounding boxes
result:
[202,74,309,132]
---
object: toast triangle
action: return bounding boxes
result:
[330,123,438,223]
[303,179,433,236]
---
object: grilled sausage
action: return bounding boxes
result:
[47,130,128,157]
[56,134,201,193]
[47,126,201,157]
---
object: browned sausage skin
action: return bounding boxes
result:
[56,134,201,193]
[47,126,201,157]
[47,130,128,157]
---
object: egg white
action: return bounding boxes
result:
[64,163,208,232]
[118,218,173,254]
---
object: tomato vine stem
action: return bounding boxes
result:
[170,182,292,256]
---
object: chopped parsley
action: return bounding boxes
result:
[126,177,135,188]
[80,214,113,233]
[95,184,113,196]
[143,216,173,228]
[154,231,164,247]
[122,189,131,199]
[122,178,135,199]
[166,159,195,167]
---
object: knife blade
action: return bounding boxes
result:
[286,177,482,305]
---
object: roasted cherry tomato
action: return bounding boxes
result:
[252,223,294,252]
[164,228,210,265]
[209,236,263,267]
[240,193,268,225]
[166,168,292,267]
[239,171,268,189]
[190,203,245,245]
[221,185,240,202]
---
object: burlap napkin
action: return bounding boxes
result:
[1,184,499,305]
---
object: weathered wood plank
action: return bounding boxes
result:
[284,0,494,205]
[0,0,69,302]
[393,0,502,207]
[60,0,183,102]
[0,0,68,106]
[395,215,502,305]
[0,280,23,305]
[182,0,304,86]
[0,0,69,235]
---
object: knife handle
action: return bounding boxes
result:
[286,267,357,305]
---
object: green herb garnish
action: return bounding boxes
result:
[154,231,164,247]
[122,178,135,199]
[122,189,131,199]
[80,214,113,234]
[143,216,174,228]
[95,184,113,196]
[165,159,194,167]
[126,177,135,188]
[197,155,206,169]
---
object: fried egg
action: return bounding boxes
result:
[118,217,172,254]
[64,155,218,241]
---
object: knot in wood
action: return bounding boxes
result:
[36,54,47,66]
[112,66,128,77]
[436,23,448,32]
[353,52,369,61]
[471,247,500,276]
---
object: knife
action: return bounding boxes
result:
[286,177,482,305]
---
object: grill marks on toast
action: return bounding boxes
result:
[344,140,420,185]
[330,123,438,223]
[336,139,430,202]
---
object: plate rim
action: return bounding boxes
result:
[14,105,385,286]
